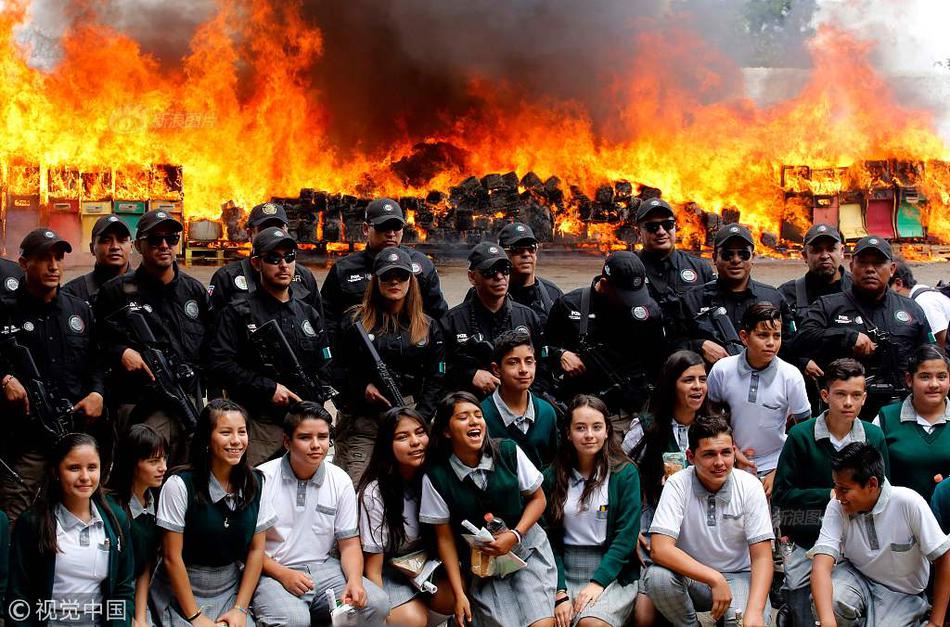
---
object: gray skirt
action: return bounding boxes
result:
[381,563,421,609]
[564,545,637,626]
[150,562,255,627]
[468,523,557,627]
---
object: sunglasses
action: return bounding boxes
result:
[141,233,181,247]
[479,263,512,278]
[380,270,411,283]
[642,219,676,234]
[506,244,539,255]
[260,250,297,265]
[718,248,752,261]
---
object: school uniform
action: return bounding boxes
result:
[480,390,558,470]
[542,463,641,626]
[7,500,134,627]
[420,439,557,627]
[876,396,950,502]
[152,471,276,627]
[808,480,950,626]
[251,456,388,627]
[621,413,690,457]
[643,467,774,626]
[772,413,889,626]
[707,350,812,474]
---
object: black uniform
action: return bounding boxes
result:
[638,249,713,347]
[679,278,794,355]
[209,258,324,317]
[439,296,544,398]
[0,258,23,295]
[545,284,665,415]
[778,267,853,331]
[321,248,448,340]
[62,264,130,304]
[508,277,563,325]
[792,287,933,419]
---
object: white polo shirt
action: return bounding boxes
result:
[707,352,811,473]
[650,467,774,573]
[563,469,610,546]
[157,473,276,534]
[259,456,358,567]
[359,479,421,555]
[51,504,109,611]
[809,480,950,595]
[622,418,690,457]
[910,285,950,336]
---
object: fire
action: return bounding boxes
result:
[0,1,948,250]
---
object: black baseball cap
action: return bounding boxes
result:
[252,226,297,256]
[91,215,131,241]
[714,224,755,250]
[498,222,538,248]
[365,198,406,227]
[468,242,510,271]
[136,210,183,238]
[601,251,651,308]
[803,223,842,245]
[852,235,893,260]
[247,202,288,228]
[374,246,413,276]
[635,198,675,223]
[20,228,72,257]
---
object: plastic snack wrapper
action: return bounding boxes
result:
[663,451,686,478]
[461,519,527,578]
[325,587,358,626]
[389,550,441,593]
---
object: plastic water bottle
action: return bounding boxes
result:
[484,513,508,536]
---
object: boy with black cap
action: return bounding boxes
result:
[793,235,933,420]
[498,222,563,324]
[62,214,133,304]
[0,229,104,521]
[680,224,793,366]
[208,201,324,316]
[545,250,666,435]
[321,197,447,343]
[208,226,333,466]
[94,210,210,464]
[440,241,545,399]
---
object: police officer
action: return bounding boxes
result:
[440,242,545,399]
[0,255,24,296]
[94,210,210,464]
[62,214,133,304]
[207,227,332,466]
[209,202,324,315]
[320,198,447,342]
[545,250,665,435]
[635,198,713,344]
[0,229,103,521]
[680,224,793,364]
[498,222,563,324]
[793,236,933,420]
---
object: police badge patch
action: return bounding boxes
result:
[895,310,912,323]
[234,275,248,291]
[68,315,85,333]
[4,277,18,291]
[411,263,421,274]
[302,320,316,337]
[184,300,200,319]
[22,321,34,332]
[632,306,649,320]
[681,269,697,283]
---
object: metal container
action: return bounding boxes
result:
[189,219,222,242]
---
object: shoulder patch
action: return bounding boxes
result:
[894,310,912,323]
[184,300,199,319]
[4,277,18,292]
[632,306,650,320]
[302,320,316,337]
[234,275,248,291]
[68,315,85,333]
[22,321,34,332]
[680,269,697,283]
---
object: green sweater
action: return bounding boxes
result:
[879,399,950,502]
[481,393,558,470]
[542,463,642,590]
[7,500,134,627]
[772,416,889,550]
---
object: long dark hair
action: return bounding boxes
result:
[36,433,123,556]
[357,407,429,554]
[632,350,708,507]
[188,399,258,509]
[108,424,167,512]
[548,395,628,527]
[429,391,496,463]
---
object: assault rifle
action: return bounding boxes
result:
[570,338,655,414]
[695,306,744,356]
[355,322,405,407]
[0,325,74,444]
[122,306,201,433]
[249,319,338,404]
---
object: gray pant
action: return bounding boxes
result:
[252,558,389,627]
[643,565,770,627]
[829,561,929,627]
[783,544,816,627]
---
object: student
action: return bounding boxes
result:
[643,414,774,627]
[707,302,811,496]
[626,350,708,626]
[108,425,169,627]
[481,329,559,469]
[543,395,641,627]
[357,407,455,626]
[152,399,275,627]
[253,402,388,626]
[7,433,134,626]
[772,358,889,627]
[810,442,950,627]
[420,391,557,627]
[875,344,950,502]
